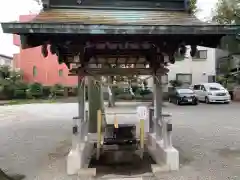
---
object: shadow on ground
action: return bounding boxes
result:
[89,152,155,178]
[0,169,25,180]
[175,146,194,167]
[214,147,240,159]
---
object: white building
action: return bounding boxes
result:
[167,46,216,85]
[146,46,216,91]
[0,54,13,69]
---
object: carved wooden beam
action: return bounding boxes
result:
[69,67,168,76]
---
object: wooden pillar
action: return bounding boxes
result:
[153,75,163,140]
[78,75,85,141]
[88,76,103,133]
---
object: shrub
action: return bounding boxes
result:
[142,93,153,101]
[131,85,139,93]
[50,84,64,97]
[139,88,152,96]
[68,86,78,97]
[14,90,26,99]
[13,81,28,99]
[27,83,43,99]
[0,80,15,99]
[134,94,143,100]
[113,87,125,96]
[42,86,51,98]
[116,94,133,100]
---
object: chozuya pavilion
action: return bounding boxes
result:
[1,0,239,177]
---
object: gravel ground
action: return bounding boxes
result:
[0,102,240,179]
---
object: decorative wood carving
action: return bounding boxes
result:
[43,40,193,75]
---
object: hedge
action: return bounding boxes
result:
[0,82,169,101]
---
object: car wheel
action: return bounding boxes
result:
[224,101,230,104]
[193,101,198,105]
[205,97,210,104]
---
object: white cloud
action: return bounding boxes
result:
[0,0,41,56]
[196,0,218,21]
[0,0,218,56]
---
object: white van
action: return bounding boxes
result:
[192,83,231,104]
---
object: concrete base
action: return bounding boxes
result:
[147,133,179,171]
[67,142,94,175]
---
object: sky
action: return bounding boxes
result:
[0,0,218,57]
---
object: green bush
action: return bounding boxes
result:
[68,86,78,97]
[113,87,125,96]
[131,85,139,93]
[134,94,143,100]
[27,83,43,99]
[142,93,153,100]
[116,94,133,100]
[14,90,26,99]
[139,89,152,96]
[13,81,28,99]
[1,83,15,99]
[51,84,64,97]
[42,86,51,98]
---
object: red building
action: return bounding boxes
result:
[13,15,77,87]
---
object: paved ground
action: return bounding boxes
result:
[0,102,240,179]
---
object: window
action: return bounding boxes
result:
[193,85,200,90]
[193,50,207,60]
[177,89,194,94]
[176,73,192,84]
[33,66,37,76]
[200,85,206,91]
[208,75,216,83]
[59,69,63,77]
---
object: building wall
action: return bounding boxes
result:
[14,47,77,86]
[0,54,13,69]
[168,46,216,85]
[13,15,78,86]
[147,46,216,92]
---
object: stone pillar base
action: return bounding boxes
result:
[147,133,179,171]
[67,142,94,175]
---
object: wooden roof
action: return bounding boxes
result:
[32,8,205,26]
[1,8,239,35]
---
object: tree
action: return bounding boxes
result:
[212,0,240,53]
[189,0,197,14]
[0,66,27,99]
[213,0,239,25]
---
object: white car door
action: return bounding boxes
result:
[199,85,207,100]
[193,84,202,100]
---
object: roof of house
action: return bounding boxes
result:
[0,54,13,60]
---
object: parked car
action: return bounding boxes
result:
[192,83,231,104]
[168,87,198,105]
